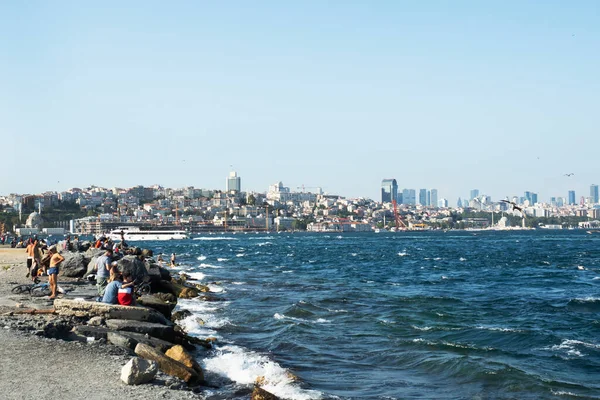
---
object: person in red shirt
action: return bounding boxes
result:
[117,271,136,306]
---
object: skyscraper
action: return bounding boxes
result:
[568,190,576,205]
[401,189,416,205]
[419,189,427,206]
[226,171,241,192]
[430,189,438,208]
[470,189,479,201]
[381,179,397,203]
[590,184,599,204]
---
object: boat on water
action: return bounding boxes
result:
[107,226,189,241]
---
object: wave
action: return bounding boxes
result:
[193,237,238,241]
[187,272,206,281]
[274,313,330,324]
[202,345,322,400]
[198,263,222,269]
[217,258,229,262]
[197,255,207,261]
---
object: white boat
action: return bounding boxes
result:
[107,227,189,241]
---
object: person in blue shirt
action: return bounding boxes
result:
[95,249,113,296]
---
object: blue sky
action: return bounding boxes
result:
[1,1,598,203]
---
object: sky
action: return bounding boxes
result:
[1,1,599,203]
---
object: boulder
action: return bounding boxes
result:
[157,280,199,299]
[252,386,280,400]
[72,325,109,340]
[172,309,192,322]
[78,241,92,252]
[87,316,105,326]
[105,319,175,342]
[135,343,200,384]
[121,357,158,385]
[141,249,153,259]
[145,262,163,282]
[165,345,203,379]
[107,331,175,353]
[54,299,171,325]
[154,292,177,304]
[59,252,88,277]
[117,256,148,283]
[159,266,172,281]
[137,295,175,320]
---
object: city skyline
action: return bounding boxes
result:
[2,2,599,201]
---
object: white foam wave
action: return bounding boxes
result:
[351,253,357,257]
[198,263,222,269]
[412,325,433,331]
[193,237,238,241]
[207,283,224,293]
[232,281,245,285]
[203,345,322,400]
[282,270,294,274]
[248,236,275,240]
[217,258,229,262]
[475,325,523,333]
[459,257,467,261]
[398,252,408,257]
[274,313,330,324]
[236,253,245,257]
[573,297,600,302]
[257,242,273,246]
[187,272,206,281]
[196,255,207,261]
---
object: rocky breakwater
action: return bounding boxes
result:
[3,244,282,399]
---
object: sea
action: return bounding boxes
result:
[148,230,600,400]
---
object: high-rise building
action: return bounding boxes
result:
[568,190,576,205]
[438,198,448,208]
[590,184,599,204]
[401,189,416,205]
[525,191,538,205]
[227,171,241,192]
[419,189,427,206]
[430,189,438,208]
[470,189,479,201]
[457,197,463,208]
[381,179,398,203]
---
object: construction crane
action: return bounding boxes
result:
[392,200,407,230]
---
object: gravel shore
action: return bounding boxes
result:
[0,248,202,400]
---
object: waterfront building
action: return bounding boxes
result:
[430,189,438,208]
[470,189,479,201]
[227,171,241,192]
[568,190,576,205]
[381,179,398,203]
[438,198,448,208]
[419,189,427,206]
[590,184,599,204]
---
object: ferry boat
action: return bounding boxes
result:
[107,227,189,241]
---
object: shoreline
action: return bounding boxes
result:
[0,248,222,400]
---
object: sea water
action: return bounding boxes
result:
[150,231,600,399]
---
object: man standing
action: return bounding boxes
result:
[95,249,113,296]
[47,246,64,300]
[25,239,34,278]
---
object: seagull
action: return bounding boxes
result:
[564,173,574,177]
[500,200,525,215]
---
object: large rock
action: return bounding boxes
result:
[107,331,175,353]
[72,325,109,340]
[137,295,175,320]
[165,345,204,380]
[121,357,158,385]
[54,299,171,325]
[157,280,199,299]
[135,343,200,384]
[105,319,175,342]
[252,386,280,400]
[117,255,148,283]
[59,252,88,277]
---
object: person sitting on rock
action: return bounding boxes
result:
[117,271,136,306]
[95,248,113,296]
[101,270,135,305]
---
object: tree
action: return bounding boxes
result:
[247,194,256,206]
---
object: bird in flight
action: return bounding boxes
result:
[500,200,525,215]
[564,173,574,177]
